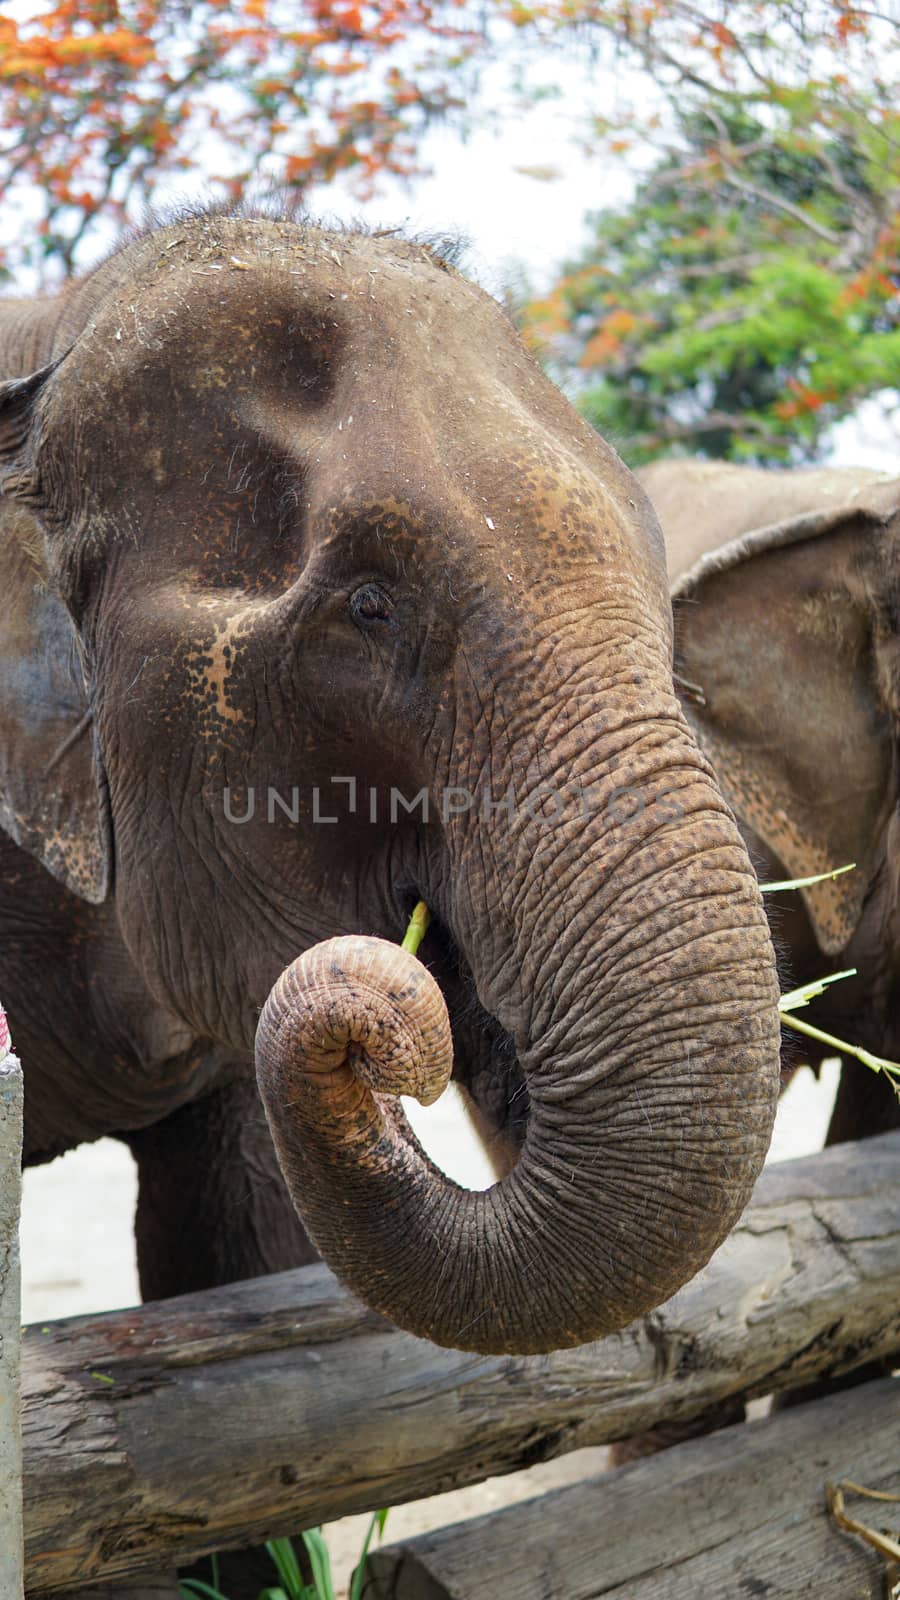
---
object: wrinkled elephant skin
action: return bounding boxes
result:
[0,213,780,1357]
[643,457,900,1148]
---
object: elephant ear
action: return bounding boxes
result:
[671,480,900,956]
[0,363,111,903]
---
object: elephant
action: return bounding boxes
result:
[0,206,782,1384]
[587,456,900,1469]
[640,456,900,1150]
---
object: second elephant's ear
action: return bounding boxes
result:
[0,362,111,903]
[672,483,900,955]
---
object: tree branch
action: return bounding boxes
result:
[636,408,786,445]
[677,253,768,278]
[720,166,843,243]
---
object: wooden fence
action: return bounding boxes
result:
[368,1376,900,1598]
[20,1128,900,1597]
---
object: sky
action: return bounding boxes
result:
[310,83,898,470]
[3,2,613,301]
[300,57,631,302]
[3,7,897,467]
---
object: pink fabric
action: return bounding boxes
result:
[0,1004,9,1063]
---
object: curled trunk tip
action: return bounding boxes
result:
[256,934,453,1112]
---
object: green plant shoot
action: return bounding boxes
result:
[401,901,431,957]
[759,866,900,1104]
[180,1512,390,1600]
[758,863,856,893]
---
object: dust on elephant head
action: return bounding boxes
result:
[0,211,781,1354]
[643,456,900,1147]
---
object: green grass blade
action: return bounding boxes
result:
[776,965,900,1103]
[265,1538,306,1597]
[760,863,856,893]
[301,1528,336,1600]
[178,1582,231,1600]
[778,970,857,1012]
[780,1010,900,1095]
[349,1509,391,1600]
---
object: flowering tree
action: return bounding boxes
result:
[2,0,897,459]
[0,0,481,282]
[521,2,900,461]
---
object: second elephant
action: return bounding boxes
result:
[641,457,900,1146]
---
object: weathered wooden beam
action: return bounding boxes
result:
[1,1022,24,1600]
[62,1582,179,1599]
[366,1375,900,1599]
[24,1130,900,1595]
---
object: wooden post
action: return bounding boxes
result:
[1,1006,24,1600]
[21,1129,900,1595]
[366,1376,900,1599]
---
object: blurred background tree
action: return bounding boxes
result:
[523,8,900,462]
[1,0,897,462]
[0,0,483,281]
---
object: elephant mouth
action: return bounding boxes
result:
[407,903,529,1155]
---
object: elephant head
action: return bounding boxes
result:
[0,213,780,1353]
[645,457,900,962]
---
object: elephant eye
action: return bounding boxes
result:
[350,583,397,630]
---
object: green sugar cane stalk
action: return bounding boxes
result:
[401,900,431,957]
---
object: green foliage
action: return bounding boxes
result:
[349,1507,390,1600]
[178,1511,388,1600]
[525,68,899,462]
[5,0,898,308]
[778,971,900,1101]
[0,0,480,283]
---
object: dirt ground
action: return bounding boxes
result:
[20,1065,840,1597]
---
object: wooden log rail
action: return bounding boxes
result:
[24,1130,900,1595]
[367,1376,900,1599]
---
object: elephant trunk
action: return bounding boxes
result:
[255,677,781,1354]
